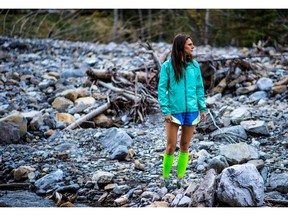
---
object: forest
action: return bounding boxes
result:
[0,9,287,47]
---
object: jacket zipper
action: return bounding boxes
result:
[184,67,187,112]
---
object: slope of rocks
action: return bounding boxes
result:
[0,36,287,207]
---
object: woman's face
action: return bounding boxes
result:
[184,38,194,56]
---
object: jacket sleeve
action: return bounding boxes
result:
[195,61,207,113]
[157,61,171,116]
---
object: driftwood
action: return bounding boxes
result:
[135,71,157,84]
[86,44,288,123]
[65,102,111,130]
[139,41,162,73]
[0,183,31,190]
[207,109,237,144]
[205,57,260,95]
[86,68,114,81]
[86,68,156,84]
[84,41,163,123]
[210,77,226,95]
[199,52,287,96]
[99,80,158,105]
[97,80,141,104]
[86,70,159,123]
[198,53,288,96]
[265,198,288,207]
[227,75,247,88]
[253,39,270,53]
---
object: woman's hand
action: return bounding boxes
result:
[164,115,172,123]
[200,112,206,122]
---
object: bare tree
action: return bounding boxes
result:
[204,9,210,45]
[147,9,152,40]
[113,9,118,42]
[2,9,10,35]
[158,9,164,41]
[138,9,144,40]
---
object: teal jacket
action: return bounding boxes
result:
[158,59,207,116]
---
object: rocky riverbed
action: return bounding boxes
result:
[0,36,287,207]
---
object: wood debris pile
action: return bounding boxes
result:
[82,40,288,126]
[83,42,164,124]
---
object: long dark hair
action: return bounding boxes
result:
[171,34,193,82]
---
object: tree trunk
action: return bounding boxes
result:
[86,68,156,83]
[138,9,144,40]
[97,81,141,103]
[113,9,118,42]
[148,9,152,40]
[204,9,210,45]
[158,10,164,41]
[65,102,111,130]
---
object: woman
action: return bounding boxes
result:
[158,33,207,189]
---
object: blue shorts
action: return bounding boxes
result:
[171,112,200,126]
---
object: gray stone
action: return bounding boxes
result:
[0,190,55,207]
[216,163,264,207]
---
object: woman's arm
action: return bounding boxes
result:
[195,62,207,113]
[157,62,171,116]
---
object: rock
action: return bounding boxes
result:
[240,120,270,136]
[216,163,264,207]
[219,142,259,165]
[0,121,21,144]
[0,112,27,137]
[0,36,287,208]
[34,169,64,190]
[257,77,273,91]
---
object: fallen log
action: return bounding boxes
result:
[139,41,162,73]
[197,53,288,63]
[0,183,31,190]
[97,80,141,104]
[96,81,158,123]
[265,198,288,207]
[65,102,110,130]
[227,75,247,88]
[86,68,113,81]
[144,50,162,73]
[86,68,156,84]
[99,80,158,106]
[135,71,157,83]
[199,56,267,95]
[210,77,227,95]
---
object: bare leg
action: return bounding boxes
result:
[179,125,196,152]
[176,125,196,184]
[162,122,179,182]
[165,122,180,155]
